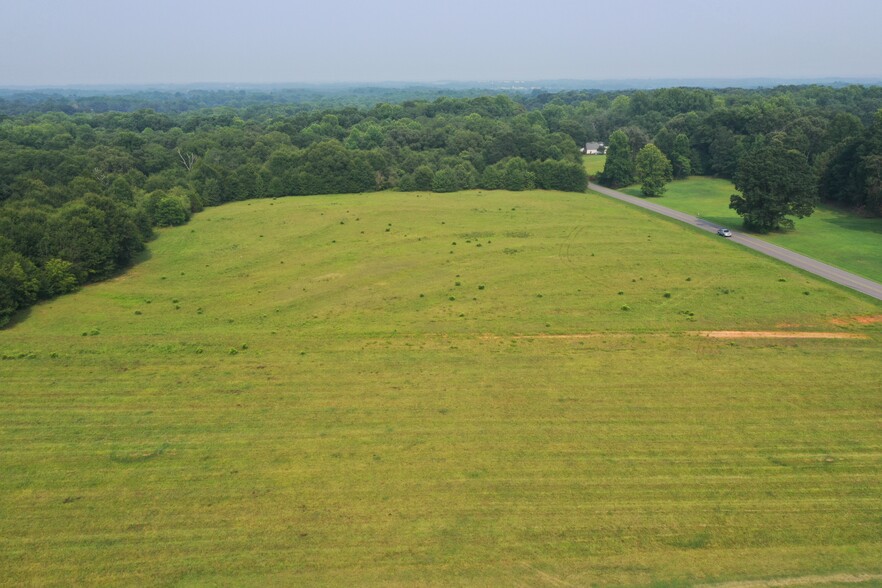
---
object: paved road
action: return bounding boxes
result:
[588,182,882,302]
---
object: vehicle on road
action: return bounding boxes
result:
[717,228,732,237]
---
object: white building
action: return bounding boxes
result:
[581,142,605,155]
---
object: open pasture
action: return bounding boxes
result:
[583,154,607,177]
[1,190,881,586]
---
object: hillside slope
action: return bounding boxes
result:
[2,190,881,586]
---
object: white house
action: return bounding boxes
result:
[581,142,605,155]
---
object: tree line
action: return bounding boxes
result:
[0,94,588,325]
[2,85,881,324]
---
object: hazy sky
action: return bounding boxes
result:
[1,0,880,86]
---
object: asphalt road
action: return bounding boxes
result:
[588,182,882,302]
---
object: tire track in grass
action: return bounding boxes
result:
[557,225,586,279]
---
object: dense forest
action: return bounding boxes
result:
[0,86,514,116]
[1,84,881,325]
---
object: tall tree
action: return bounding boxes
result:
[502,157,533,190]
[635,144,673,196]
[730,138,817,232]
[670,133,693,178]
[599,130,634,188]
[859,155,882,215]
[708,128,744,178]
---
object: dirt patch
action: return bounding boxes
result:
[854,315,882,324]
[830,314,882,326]
[508,334,607,340]
[480,333,641,341]
[697,572,882,588]
[693,331,867,340]
[313,273,343,282]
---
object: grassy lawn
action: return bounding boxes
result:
[2,190,881,586]
[621,177,882,283]
[582,154,606,177]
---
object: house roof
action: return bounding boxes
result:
[585,142,604,150]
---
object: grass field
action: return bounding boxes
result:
[2,190,881,586]
[622,177,882,283]
[583,154,606,177]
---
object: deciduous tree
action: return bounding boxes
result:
[635,144,673,196]
[599,130,634,188]
[671,133,693,178]
[730,139,817,232]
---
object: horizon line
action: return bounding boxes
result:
[3,76,882,92]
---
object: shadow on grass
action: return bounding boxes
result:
[108,247,154,277]
[4,306,33,329]
[2,248,155,331]
[820,212,882,235]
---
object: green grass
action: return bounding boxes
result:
[622,176,882,283]
[2,190,881,586]
[583,153,606,177]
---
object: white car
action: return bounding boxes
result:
[717,228,732,238]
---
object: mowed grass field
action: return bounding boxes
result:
[622,177,882,284]
[2,190,882,586]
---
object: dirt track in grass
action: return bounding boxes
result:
[481,332,869,341]
[698,572,882,587]
[694,331,868,339]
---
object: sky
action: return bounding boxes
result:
[1,0,880,86]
